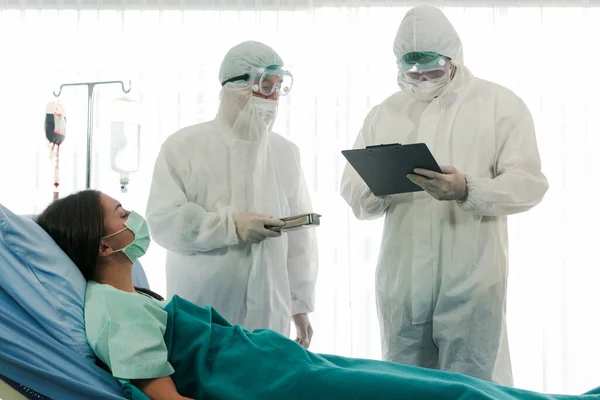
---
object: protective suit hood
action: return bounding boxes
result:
[216,41,284,142]
[393,6,463,65]
[219,41,283,84]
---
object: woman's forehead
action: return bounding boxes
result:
[100,193,120,211]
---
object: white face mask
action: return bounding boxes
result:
[252,97,278,128]
[400,76,450,102]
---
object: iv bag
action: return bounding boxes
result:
[45,101,66,145]
[110,97,141,192]
[111,121,140,173]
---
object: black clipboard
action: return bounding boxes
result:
[342,143,443,196]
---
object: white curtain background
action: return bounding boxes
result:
[0,0,599,395]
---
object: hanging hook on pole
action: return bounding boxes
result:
[53,80,131,97]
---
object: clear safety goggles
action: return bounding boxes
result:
[397,52,452,85]
[221,66,293,97]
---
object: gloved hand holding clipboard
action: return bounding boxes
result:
[341,143,443,196]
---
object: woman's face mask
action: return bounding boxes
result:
[102,211,151,263]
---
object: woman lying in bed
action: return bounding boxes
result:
[37,190,599,400]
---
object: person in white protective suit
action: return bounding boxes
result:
[146,41,318,348]
[340,6,548,385]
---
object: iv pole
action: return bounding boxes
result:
[53,80,132,189]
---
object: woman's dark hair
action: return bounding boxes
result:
[37,190,104,280]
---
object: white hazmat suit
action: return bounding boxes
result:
[146,41,318,336]
[341,6,548,385]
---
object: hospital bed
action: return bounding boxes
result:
[0,202,151,399]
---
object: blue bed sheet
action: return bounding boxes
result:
[0,284,126,399]
[0,261,150,399]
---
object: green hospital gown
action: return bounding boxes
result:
[84,281,175,382]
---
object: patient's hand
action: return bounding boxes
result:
[293,313,313,349]
[134,376,191,400]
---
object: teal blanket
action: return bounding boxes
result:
[122,296,600,399]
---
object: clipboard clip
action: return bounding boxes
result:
[366,143,401,149]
